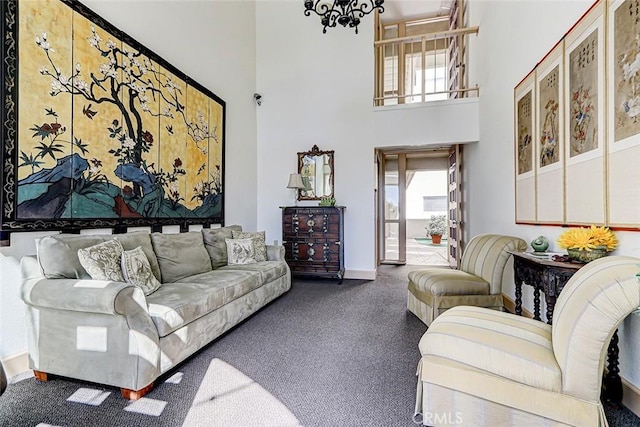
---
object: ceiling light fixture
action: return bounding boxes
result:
[304,0,385,34]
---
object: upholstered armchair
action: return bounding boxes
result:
[407,234,527,326]
[414,256,640,427]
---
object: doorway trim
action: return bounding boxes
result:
[375,146,458,266]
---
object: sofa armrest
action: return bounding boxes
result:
[21,256,147,315]
[266,245,286,262]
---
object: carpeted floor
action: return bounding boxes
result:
[0,264,638,426]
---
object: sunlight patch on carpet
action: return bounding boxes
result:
[124,397,167,417]
[164,372,183,384]
[182,358,301,427]
[66,388,111,406]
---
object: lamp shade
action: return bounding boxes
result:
[287,173,305,189]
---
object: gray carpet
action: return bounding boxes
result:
[0,265,638,426]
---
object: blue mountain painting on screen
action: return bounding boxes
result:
[17,19,223,221]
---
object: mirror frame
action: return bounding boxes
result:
[297,145,334,201]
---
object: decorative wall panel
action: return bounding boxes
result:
[536,40,565,224]
[564,0,605,225]
[1,0,226,243]
[607,0,640,227]
[515,71,536,224]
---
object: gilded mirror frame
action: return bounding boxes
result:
[297,145,334,201]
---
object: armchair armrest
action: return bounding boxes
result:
[21,256,147,315]
[266,245,286,262]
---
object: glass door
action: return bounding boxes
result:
[376,149,455,266]
[379,153,406,264]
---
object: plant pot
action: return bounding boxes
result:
[566,247,607,263]
[431,234,442,245]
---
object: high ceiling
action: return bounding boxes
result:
[380,0,454,23]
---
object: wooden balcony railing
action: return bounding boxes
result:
[374,26,479,106]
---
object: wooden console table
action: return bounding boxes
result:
[508,251,622,403]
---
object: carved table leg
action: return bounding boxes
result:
[546,298,555,325]
[515,281,523,316]
[603,330,623,405]
[533,287,541,321]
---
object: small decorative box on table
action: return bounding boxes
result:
[281,206,345,283]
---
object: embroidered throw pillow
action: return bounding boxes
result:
[77,239,125,282]
[121,246,162,296]
[232,230,267,262]
[225,238,257,265]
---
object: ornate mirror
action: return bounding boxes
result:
[297,145,334,200]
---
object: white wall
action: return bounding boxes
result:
[466,0,640,389]
[0,0,257,360]
[255,1,478,275]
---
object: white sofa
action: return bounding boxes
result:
[20,226,291,399]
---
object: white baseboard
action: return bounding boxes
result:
[344,269,376,280]
[622,376,640,418]
[2,351,29,379]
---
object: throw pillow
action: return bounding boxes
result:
[232,230,267,262]
[225,238,257,265]
[121,246,162,296]
[150,232,212,283]
[202,225,243,269]
[77,239,125,282]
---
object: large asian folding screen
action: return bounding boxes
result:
[515,0,640,229]
[0,0,225,244]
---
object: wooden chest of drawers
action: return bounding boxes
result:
[281,206,345,282]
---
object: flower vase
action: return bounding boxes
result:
[566,247,607,263]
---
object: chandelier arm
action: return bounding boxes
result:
[304,0,332,18]
[352,0,384,17]
[304,0,384,34]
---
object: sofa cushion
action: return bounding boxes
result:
[151,232,212,283]
[221,261,288,284]
[146,282,226,337]
[77,240,126,282]
[113,232,162,282]
[176,269,263,304]
[201,225,243,269]
[121,246,162,296]
[225,238,256,265]
[232,230,267,262]
[37,234,107,279]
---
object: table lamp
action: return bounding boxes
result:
[287,173,304,205]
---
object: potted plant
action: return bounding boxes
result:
[426,214,447,245]
[556,225,617,263]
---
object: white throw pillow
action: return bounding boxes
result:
[232,230,267,262]
[77,239,125,282]
[121,246,162,296]
[225,238,257,265]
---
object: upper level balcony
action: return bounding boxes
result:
[374,0,478,108]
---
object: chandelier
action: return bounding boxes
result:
[304,0,385,34]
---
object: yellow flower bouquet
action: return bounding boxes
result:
[557,225,617,262]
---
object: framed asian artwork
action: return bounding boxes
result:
[564,0,606,225]
[514,70,537,224]
[535,40,565,225]
[607,0,640,228]
[0,0,225,243]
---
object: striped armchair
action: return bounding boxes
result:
[407,234,527,326]
[414,256,640,426]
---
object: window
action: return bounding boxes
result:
[406,50,448,103]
